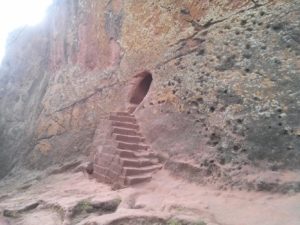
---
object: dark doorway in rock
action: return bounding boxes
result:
[129,71,153,105]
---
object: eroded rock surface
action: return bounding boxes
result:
[0,0,299,192]
[0,171,300,225]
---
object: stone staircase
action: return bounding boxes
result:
[93,111,162,187]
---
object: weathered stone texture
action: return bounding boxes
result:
[0,0,299,188]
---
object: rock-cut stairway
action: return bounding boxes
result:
[93,111,162,187]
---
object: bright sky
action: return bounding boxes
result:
[0,0,53,62]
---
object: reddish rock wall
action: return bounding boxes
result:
[0,0,299,191]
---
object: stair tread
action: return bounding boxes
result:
[125,174,153,181]
[112,128,142,137]
[117,150,142,155]
[117,149,154,155]
[110,115,135,119]
[111,120,137,124]
[120,157,152,162]
[115,134,144,138]
[117,141,148,147]
[116,141,145,145]
[114,134,145,144]
[117,149,136,153]
[111,122,138,127]
[123,164,162,170]
[112,127,141,133]
[117,150,157,161]
[113,127,139,131]
[117,142,149,151]
[123,173,152,185]
[136,152,156,157]
[109,115,137,123]
[110,112,134,117]
[112,121,139,130]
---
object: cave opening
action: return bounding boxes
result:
[129,71,153,105]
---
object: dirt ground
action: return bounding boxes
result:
[0,169,299,225]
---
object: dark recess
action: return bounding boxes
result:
[129,72,153,105]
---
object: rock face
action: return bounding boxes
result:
[0,0,299,188]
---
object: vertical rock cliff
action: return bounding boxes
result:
[0,0,299,191]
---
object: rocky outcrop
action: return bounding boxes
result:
[0,0,299,190]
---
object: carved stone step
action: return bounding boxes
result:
[112,121,139,130]
[117,149,156,159]
[109,115,137,124]
[122,164,162,176]
[110,112,134,117]
[135,151,159,159]
[117,142,149,151]
[112,127,142,137]
[123,174,152,185]
[120,158,156,167]
[93,110,162,187]
[117,149,138,158]
[114,134,145,144]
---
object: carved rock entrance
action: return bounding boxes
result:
[127,71,152,112]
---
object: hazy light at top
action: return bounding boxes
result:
[0,0,53,63]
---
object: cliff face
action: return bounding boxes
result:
[0,0,299,186]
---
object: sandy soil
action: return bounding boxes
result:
[0,169,299,225]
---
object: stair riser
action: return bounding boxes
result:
[122,167,159,176]
[121,160,154,167]
[118,151,138,158]
[109,115,137,124]
[125,177,152,185]
[112,121,139,130]
[118,142,148,151]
